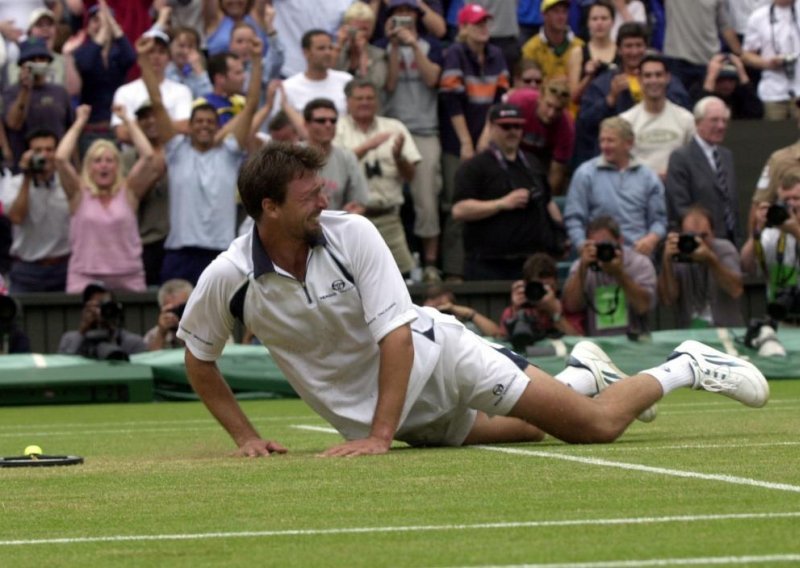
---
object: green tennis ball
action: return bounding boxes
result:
[24,445,42,456]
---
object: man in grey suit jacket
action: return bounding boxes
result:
[665,97,740,244]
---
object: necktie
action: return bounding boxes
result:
[713,148,736,241]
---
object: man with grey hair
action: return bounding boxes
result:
[665,96,740,243]
[564,116,667,256]
[145,278,194,351]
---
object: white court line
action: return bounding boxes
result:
[290,424,800,460]
[477,446,800,494]
[457,553,800,568]
[1,511,799,547]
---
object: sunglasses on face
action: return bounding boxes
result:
[521,76,542,85]
[310,117,337,125]
[497,123,523,131]
[546,86,570,99]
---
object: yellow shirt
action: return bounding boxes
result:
[521,31,584,80]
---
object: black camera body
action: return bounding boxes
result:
[82,328,129,361]
[673,233,699,263]
[99,300,124,326]
[524,281,546,305]
[506,312,547,353]
[767,287,800,321]
[595,61,618,75]
[766,203,791,228]
[29,154,47,174]
[591,241,618,271]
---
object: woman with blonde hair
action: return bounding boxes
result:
[55,104,162,293]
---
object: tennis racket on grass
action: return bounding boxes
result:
[0,454,84,468]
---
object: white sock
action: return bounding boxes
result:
[640,354,695,395]
[555,365,598,396]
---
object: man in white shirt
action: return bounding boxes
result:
[276,29,352,118]
[621,54,695,179]
[742,0,800,120]
[175,142,769,459]
[111,30,192,144]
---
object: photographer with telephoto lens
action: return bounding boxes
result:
[144,279,194,351]
[658,206,744,329]
[741,171,800,354]
[562,215,656,337]
[57,282,146,360]
[499,253,581,352]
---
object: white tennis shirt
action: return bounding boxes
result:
[177,212,442,440]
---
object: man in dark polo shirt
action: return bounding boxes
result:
[451,103,566,280]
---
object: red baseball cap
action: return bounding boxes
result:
[457,4,492,26]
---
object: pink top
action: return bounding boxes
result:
[68,186,143,277]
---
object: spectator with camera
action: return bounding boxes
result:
[3,38,73,171]
[1,129,70,293]
[499,253,581,352]
[382,0,444,283]
[451,103,566,281]
[741,171,800,323]
[565,116,667,257]
[58,282,146,360]
[334,2,387,91]
[665,97,740,245]
[144,278,194,351]
[658,206,744,329]
[562,215,656,337]
[742,0,800,120]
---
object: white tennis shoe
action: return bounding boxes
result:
[668,340,770,408]
[568,341,658,422]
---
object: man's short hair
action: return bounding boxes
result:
[616,22,648,46]
[238,143,326,218]
[693,96,730,122]
[587,215,622,239]
[638,52,668,73]
[344,78,377,98]
[207,52,236,83]
[522,253,557,282]
[303,98,338,122]
[157,279,194,308]
[268,110,292,132]
[599,116,634,142]
[301,29,329,50]
[681,205,715,232]
[190,102,218,122]
[25,128,57,147]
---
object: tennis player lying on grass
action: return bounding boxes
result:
[177,143,769,458]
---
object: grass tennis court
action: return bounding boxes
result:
[1,380,799,567]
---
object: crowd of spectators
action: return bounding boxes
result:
[0,0,799,356]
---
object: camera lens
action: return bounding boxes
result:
[677,234,699,255]
[524,281,546,303]
[766,203,790,228]
[595,242,617,263]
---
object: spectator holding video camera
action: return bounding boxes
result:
[499,253,581,352]
[144,278,194,351]
[562,215,656,337]
[658,206,744,329]
[742,171,800,324]
[58,282,146,360]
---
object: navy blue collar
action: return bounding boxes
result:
[250,223,327,278]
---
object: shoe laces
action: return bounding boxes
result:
[698,364,739,393]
